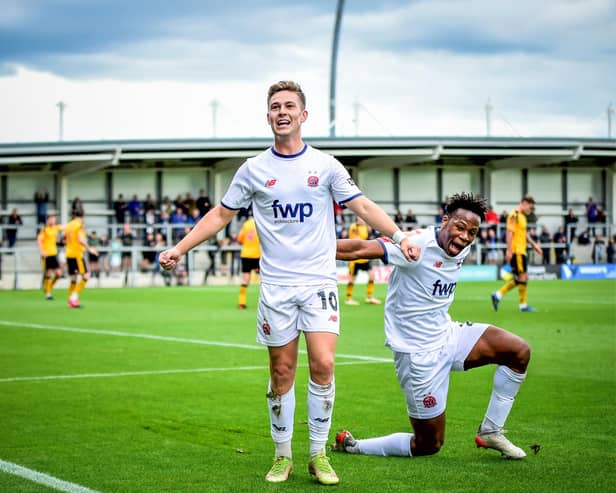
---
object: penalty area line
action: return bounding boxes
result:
[0,458,100,493]
[0,360,388,384]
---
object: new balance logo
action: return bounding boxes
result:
[431,279,457,297]
[272,424,287,432]
[314,417,330,423]
[265,179,277,187]
[272,200,313,223]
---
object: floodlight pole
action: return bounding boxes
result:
[57,101,67,141]
[210,99,219,138]
[329,0,345,138]
[485,98,493,137]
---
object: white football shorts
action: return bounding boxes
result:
[393,321,488,419]
[256,282,341,347]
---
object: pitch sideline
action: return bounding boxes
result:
[0,458,100,493]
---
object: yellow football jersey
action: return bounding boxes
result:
[64,218,86,258]
[506,209,527,255]
[238,217,261,259]
[37,225,63,256]
[348,222,370,264]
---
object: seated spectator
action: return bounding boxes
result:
[393,210,404,225]
[486,228,499,265]
[578,228,591,246]
[170,206,188,242]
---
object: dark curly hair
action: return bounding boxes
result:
[445,192,488,222]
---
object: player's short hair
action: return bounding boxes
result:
[522,194,536,205]
[445,192,488,222]
[267,81,306,109]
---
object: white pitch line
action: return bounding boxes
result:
[0,458,100,493]
[0,360,387,384]
[0,320,391,363]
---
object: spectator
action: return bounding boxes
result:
[539,225,552,265]
[478,229,489,264]
[597,206,607,236]
[170,206,188,242]
[187,208,202,227]
[196,189,212,217]
[553,227,568,264]
[119,223,135,285]
[34,187,50,225]
[184,192,196,216]
[128,194,142,224]
[99,233,110,276]
[563,208,578,243]
[607,235,615,264]
[113,194,128,225]
[71,197,84,217]
[161,195,174,216]
[87,230,101,279]
[174,194,187,215]
[404,209,417,225]
[144,208,157,236]
[578,228,591,246]
[592,235,606,263]
[141,232,157,272]
[486,228,499,265]
[143,193,157,216]
[485,205,499,236]
[5,208,23,248]
[586,197,598,235]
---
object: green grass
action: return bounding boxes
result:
[0,280,615,492]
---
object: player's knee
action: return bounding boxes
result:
[516,339,531,370]
[309,356,335,384]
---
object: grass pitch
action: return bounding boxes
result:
[0,280,614,492]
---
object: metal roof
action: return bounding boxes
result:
[0,136,614,175]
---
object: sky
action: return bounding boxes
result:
[0,0,614,143]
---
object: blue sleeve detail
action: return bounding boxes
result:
[338,192,364,206]
[376,238,389,264]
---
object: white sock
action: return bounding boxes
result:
[357,433,413,456]
[494,291,502,300]
[307,377,335,457]
[267,381,295,458]
[481,365,526,433]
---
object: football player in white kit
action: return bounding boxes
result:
[158,81,419,485]
[334,192,531,460]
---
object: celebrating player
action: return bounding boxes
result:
[334,192,531,460]
[37,214,64,300]
[159,80,419,485]
[491,195,542,312]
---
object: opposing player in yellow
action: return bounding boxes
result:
[237,215,261,309]
[491,195,542,312]
[64,210,96,308]
[345,217,381,305]
[37,214,64,300]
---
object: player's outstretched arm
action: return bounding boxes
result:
[159,204,236,270]
[336,239,384,261]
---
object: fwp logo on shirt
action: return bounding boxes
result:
[431,279,457,297]
[272,199,313,223]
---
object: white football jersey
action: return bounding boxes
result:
[379,226,471,352]
[222,144,362,285]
